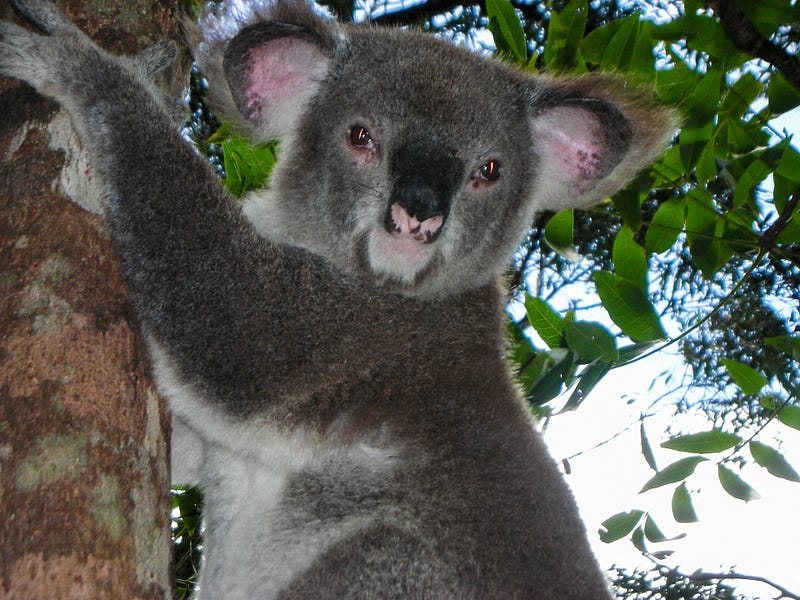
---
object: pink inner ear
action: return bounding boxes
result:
[535,105,607,193]
[243,38,323,114]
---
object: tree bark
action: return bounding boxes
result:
[0,2,189,598]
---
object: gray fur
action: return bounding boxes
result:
[0,1,677,597]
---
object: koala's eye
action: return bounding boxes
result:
[473,160,501,185]
[348,125,373,149]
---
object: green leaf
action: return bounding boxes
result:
[486,0,527,64]
[776,145,800,184]
[628,21,656,77]
[601,13,641,71]
[750,441,800,482]
[613,226,648,292]
[643,515,665,542]
[220,136,277,197]
[683,15,747,62]
[631,525,647,553]
[599,510,644,543]
[640,456,707,493]
[685,67,722,123]
[544,0,588,71]
[719,73,763,122]
[718,465,760,502]
[655,63,701,106]
[672,483,699,523]
[777,405,800,431]
[562,360,612,412]
[694,138,718,186]
[661,430,741,454]
[645,197,685,254]
[651,146,685,187]
[564,320,618,362]
[612,190,643,232]
[768,72,800,115]
[685,189,731,277]
[544,210,579,260]
[617,341,660,364]
[593,271,666,342]
[764,335,800,360]
[679,120,713,173]
[732,155,773,207]
[525,349,576,405]
[643,515,684,543]
[640,422,657,471]
[524,297,564,349]
[720,358,768,395]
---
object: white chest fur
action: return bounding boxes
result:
[150,340,403,599]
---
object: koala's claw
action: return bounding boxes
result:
[135,40,179,78]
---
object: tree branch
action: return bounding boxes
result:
[369,0,543,28]
[706,0,800,90]
[654,562,800,600]
[761,187,800,250]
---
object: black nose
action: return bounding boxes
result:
[386,140,464,230]
[388,176,443,223]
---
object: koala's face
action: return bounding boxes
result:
[246,31,538,297]
[221,7,671,298]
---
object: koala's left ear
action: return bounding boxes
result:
[526,74,678,213]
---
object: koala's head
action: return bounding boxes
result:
[194,1,676,298]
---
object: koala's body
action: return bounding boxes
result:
[1,0,676,597]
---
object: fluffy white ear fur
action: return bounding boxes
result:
[190,2,341,144]
[223,26,332,142]
[529,76,678,214]
[531,102,619,209]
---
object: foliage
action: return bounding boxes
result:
[492,0,800,594]
[611,565,747,600]
[172,487,203,599]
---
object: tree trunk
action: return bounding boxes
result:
[0,2,189,598]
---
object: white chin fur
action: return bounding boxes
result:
[367,229,434,284]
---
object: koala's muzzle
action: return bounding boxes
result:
[385,141,464,244]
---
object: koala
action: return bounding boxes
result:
[0,0,676,597]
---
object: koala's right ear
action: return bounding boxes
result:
[192,3,341,143]
[223,22,334,142]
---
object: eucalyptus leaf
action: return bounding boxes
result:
[750,441,800,482]
[645,196,685,254]
[720,358,768,395]
[613,226,648,292]
[544,210,579,261]
[661,430,741,454]
[718,465,760,502]
[599,510,644,543]
[640,456,707,493]
[525,296,564,350]
[640,422,657,472]
[564,320,618,362]
[486,0,527,64]
[672,483,699,523]
[593,271,666,342]
[777,405,800,431]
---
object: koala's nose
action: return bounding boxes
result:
[387,140,464,236]
[389,176,444,223]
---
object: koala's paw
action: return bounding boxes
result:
[133,40,178,80]
[0,0,92,96]
[10,0,82,37]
